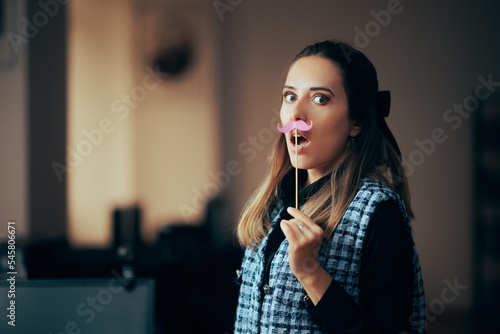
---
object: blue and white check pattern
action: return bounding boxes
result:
[234,178,426,333]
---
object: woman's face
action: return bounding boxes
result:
[280,55,360,184]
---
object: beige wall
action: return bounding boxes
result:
[68,0,137,247]
[67,0,220,246]
[134,0,221,241]
[218,0,500,315]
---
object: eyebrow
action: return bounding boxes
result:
[283,85,335,95]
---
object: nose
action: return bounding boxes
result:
[289,99,307,122]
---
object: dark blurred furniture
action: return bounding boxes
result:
[113,205,142,250]
[19,200,243,334]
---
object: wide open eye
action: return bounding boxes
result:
[313,95,329,105]
[284,92,297,102]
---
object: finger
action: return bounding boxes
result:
[286,219,320,245]
[287,207,313,226]
[295,223,323,249]
[287,218,323,250]
[287,207,323,232]
[280,220,302,243]
[287,219,308,234]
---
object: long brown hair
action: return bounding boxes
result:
[237,40,413,248]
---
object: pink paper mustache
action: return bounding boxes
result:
[277,120,313,133]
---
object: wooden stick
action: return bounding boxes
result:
[295,128,298,209]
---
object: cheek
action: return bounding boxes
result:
[316,117,351,147]
[279,106,286,124]
[331,108,351,132]
[320,133,347,152]
[322,113,350,133]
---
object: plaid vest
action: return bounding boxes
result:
[234,178,426,333]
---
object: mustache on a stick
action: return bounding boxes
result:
[277,120,313,133]
[277,119,313,209]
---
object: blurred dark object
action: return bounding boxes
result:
[473,92,500,332]
[150,11,194,78]
[154,197,242,333]
[23,200,243,334]
[114,206,141,290]
[154,41,193,77]
[113,205,142,250]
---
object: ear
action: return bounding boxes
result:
[350,121,361,137]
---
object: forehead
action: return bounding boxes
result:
[285,56,344,89]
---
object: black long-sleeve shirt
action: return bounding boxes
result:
[262,172,414,333]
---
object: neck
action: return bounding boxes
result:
[305,169,329,187]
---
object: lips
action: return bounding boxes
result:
[288,130,310,153]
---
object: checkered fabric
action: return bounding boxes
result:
[234,177,426,333]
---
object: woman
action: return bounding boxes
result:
[234,40,426,333]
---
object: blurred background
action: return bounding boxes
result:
[0,0,499,333]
